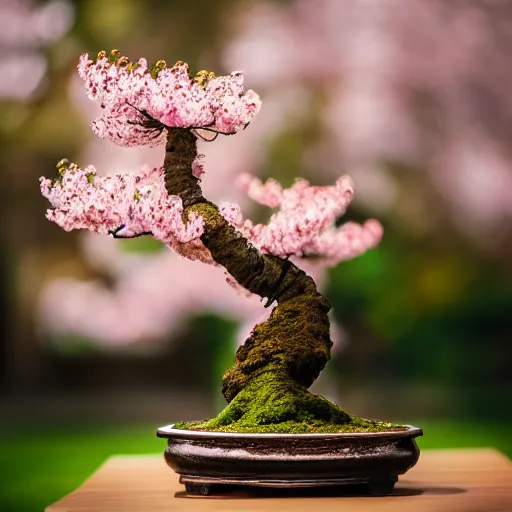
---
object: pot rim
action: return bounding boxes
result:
[157,423,423,440]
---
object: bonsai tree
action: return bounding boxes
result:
[41,50,389,433]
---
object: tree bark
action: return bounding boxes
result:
[163,128,352,429]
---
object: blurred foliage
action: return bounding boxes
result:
[184,313,239,409]
[326,232,511,387]
[118,236,164,253]
[0,0,510,424]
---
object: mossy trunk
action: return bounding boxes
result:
[164,128,356,431]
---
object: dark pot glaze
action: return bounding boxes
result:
[157,424,422,496]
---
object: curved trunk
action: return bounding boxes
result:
[164,128,353,430]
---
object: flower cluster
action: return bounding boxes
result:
[78,50,262,147]
[38,47,384,350]
[225,0,512,240]
[221,174,383,265]
[40,160,207,259]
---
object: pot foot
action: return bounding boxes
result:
[183,482,213,496]
[367,475,398,496]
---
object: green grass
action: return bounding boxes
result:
[0,424,162,512]
[415,420,512,456]
[0,420,510,512]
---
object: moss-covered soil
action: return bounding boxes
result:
[174,419,406,434]
[173,368,406,433]
[173,365,408,434]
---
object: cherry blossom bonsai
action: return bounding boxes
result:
[40,50,397,434]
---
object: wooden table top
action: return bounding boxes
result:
[46,448,512,511]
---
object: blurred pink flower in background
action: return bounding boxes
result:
[224,0,512,243]
[0,0,73,100]
[39,241,266,349]
[38,0,512,354]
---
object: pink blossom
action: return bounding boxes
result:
[192,154,205,179]
[90,101,168,148]
[77,51,262,147]
[304,220,384,266]
[221,174,382,265]
[40,160,208,260]
[236,173,283,208]
[38,45,384,353]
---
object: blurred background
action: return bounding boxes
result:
[1,0,511,509]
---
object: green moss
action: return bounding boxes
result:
[175,421,405,434]
[173,366,405,433]
[222,293,331,402]
[173,367,403,433]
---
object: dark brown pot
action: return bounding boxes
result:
[157,424,422,496]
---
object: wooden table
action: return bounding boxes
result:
[46,448,512,511]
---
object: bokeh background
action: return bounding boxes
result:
[1,0,511,510]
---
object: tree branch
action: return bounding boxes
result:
[163,128,332,402]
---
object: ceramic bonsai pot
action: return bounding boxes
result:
[157,424,422,496]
